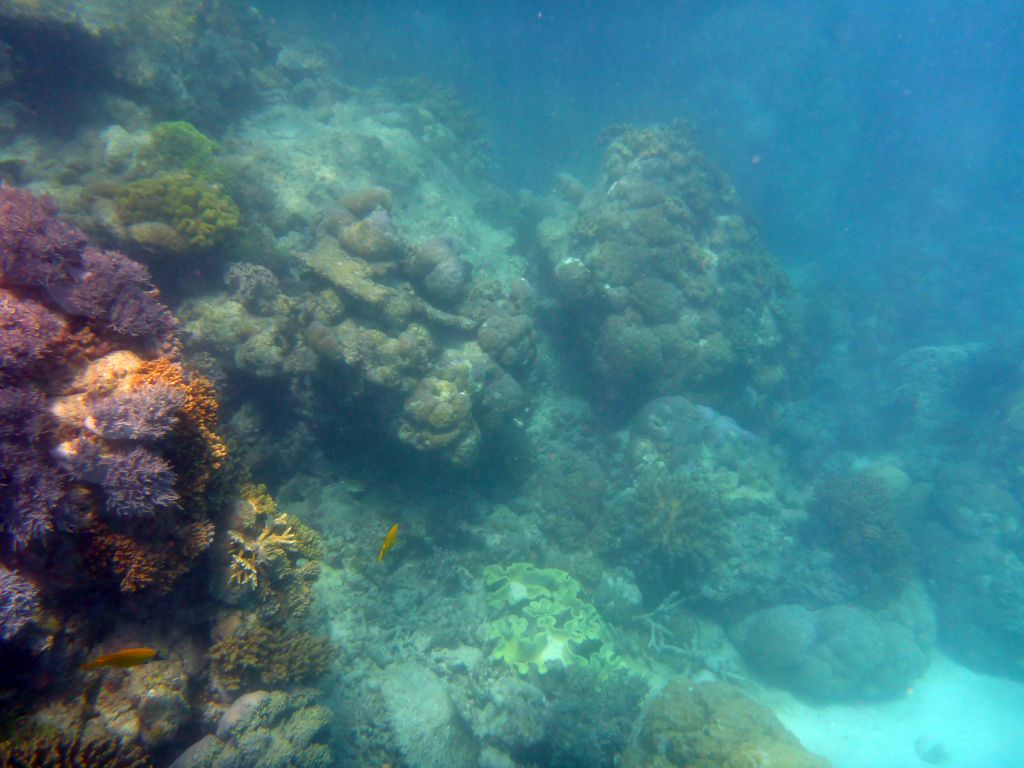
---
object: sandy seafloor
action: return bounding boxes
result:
[767,654,1024,767]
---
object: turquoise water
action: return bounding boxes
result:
[1,2,1022,766]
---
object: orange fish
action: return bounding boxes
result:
[81,647,161,671]
[378,523,399,561]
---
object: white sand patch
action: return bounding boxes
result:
[758,654,1024,768]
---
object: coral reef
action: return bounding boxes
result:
[621,678,830,768]
[534,121,796,414]
[0,733,153,768]
[0,186,251,767]
[209,620,333,695]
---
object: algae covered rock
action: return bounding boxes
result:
[622,678,830,768]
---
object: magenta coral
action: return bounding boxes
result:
[0,186,86,289]
[86,382,185,442]
[97,446,179,517]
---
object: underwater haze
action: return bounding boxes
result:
[1,1,1023,767]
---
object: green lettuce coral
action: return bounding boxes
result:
[483,563,623,676]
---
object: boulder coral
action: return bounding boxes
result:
[536,121,796,414]
[621,678,830,768]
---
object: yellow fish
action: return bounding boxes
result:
[378,523,399,561]
[81,647,162,671]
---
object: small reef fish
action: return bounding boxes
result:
[378,523,399,561]
[81,647,162,671]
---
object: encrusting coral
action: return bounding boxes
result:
[621,678,830,768]
[0,732,153,768]
[209,620,333,695]
[223,485,323,619]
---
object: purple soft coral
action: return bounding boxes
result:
[0,387,69,549]
[98,446,179,517]
[0,444,67,549]
[50,247,176,341]
[0,186,86,289]
[0,187,176,346]
[0,289,67,381]
[86,382,185,442]
[0,565,41,641]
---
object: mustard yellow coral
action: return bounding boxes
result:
[116,172,240,251]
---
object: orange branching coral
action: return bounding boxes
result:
[133,358,228,485]
[228,514,298,590]
[85,520,215,593]
[226,485,323,618]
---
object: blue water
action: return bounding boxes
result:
[260,0,1024,342]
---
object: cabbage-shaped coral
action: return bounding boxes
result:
[147,120,218,175]
[483,563,623,676]
[116,172,240,251]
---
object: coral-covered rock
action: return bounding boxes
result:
[621,678,830,768]
[536,121,796,413]
[477,311,536,372]
[0,732,153,768]
[170,690,332,768]
[210,620,333,695]
[731,585,935,701]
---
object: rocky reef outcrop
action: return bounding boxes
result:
[535,121,797,417]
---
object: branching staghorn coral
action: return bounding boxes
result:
[225,485,322,619]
